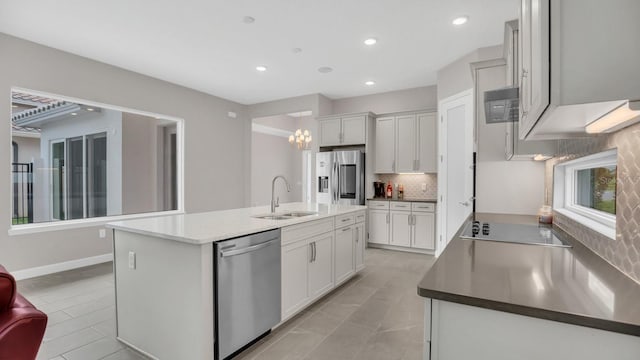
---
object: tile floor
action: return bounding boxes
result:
[17,248,435,360]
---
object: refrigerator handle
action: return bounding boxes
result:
[332,160,338,203]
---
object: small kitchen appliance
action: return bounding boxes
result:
[373,181,385,198]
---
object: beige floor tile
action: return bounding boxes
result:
[62,337,123,360]
[36,328,104,360]
[303,321,373,360]
[254,329,325,360]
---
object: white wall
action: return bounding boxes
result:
[437,45,503,101]
[12,136,40,163]
[332,86,438,114]
[1,33,248,272]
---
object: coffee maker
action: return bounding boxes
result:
[373,181,385,198]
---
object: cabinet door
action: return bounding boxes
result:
[417,113,437,173]
[281,240,310,319]
[308,233,334,299]
[341,115,366,145]
[319,118,342,146]
[395,115,417,172]
[375,117,396,173]
[390,211,411,247]
[519,0,550,139]
[354,223,365,272]
[334,226,355,285]
[368,210,389,244]
[412,213,435,250]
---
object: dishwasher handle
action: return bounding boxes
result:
[219,237,279,258]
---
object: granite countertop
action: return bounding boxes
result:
[107,202,366,245]
[367,197,437,203]
[418,213,640,337]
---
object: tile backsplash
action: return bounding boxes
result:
[374,173,437,199]
[545,122,640,283]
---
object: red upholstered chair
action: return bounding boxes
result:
[0,265,48,360]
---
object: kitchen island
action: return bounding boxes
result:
[418,214,640,360]
[107,202,366,360]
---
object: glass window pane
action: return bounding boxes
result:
[51,141,65,220]
[86,133,107,217]
[67,137,84,220]
[576,166,616,215]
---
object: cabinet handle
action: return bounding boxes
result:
[342,227,351,232]
[392,160,395,173]
[355,227,359,243]
[408,215,411,225]
[386,213,390,224]
[312,242,316,262]
[309,243,314,263]
[521,68,529,116]
[341,218,350,222]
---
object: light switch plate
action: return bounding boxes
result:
[421,183,427,191]
[99,229,106,238]
[128,251,136,269]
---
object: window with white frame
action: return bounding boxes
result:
[10,89,183,232]
[553,149,617,239]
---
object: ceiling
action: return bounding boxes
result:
[0,0,519,105]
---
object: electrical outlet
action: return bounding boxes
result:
[421,183,427,191]
[128,251,136,269]
[99,229,106,238]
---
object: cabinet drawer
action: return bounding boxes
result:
[412,203,435,212]
[335,213,355,228]
[355,211,366,224]
[390,202,411,211]
[282,218,334,245]
[368,201,389,210]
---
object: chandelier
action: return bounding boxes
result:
[288,129,312,150]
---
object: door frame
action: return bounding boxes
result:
[437,89,474,257]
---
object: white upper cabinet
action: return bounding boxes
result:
[375,112,437,174]
[519,0,640,139]
[374,117,396,173]
[318,113,369,147]
[417,113,437,172]
[395,115,417,172]
[318,117,342,146]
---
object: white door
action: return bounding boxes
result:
[308,233,334,299]
[374,117,395,173]
[354,222,365,271]
[395,115,417,172]
[281,240,310,318]
[341,115,366,145]
[334,226,355,285]
[437,89,474,256]
[412,212,435,250]
[368,210,389,244]
[390,211,411,247]
[319,118,342,146]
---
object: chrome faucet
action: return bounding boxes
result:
[271,175,291,213]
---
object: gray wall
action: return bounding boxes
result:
[12,136,40,163]
[437,45,502,101]
[122,113,159,215]
[332,86,437,114]
[1,33,248,272]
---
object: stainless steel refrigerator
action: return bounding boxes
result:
[316,150,365,205]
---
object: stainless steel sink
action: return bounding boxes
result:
[281,211,318,217]
[252,211,318,220]
[252,215,293,220]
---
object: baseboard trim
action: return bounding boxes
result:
[367,243,434,255]
[12,253,113,281]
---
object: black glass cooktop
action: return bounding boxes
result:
[459,221,571,247]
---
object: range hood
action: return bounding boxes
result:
[484,87,519,124]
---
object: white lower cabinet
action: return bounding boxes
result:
[390,211,411,247]
[308,233,334,299]
[354,222,365,271]
[368,201,435,252]
[281,212,365,322]
[334,225,355,286]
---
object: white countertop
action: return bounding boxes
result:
[107,202,367,245]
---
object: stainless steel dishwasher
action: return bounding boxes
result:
[215,228,281,360]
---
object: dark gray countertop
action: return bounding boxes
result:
[367,197,437,203]
[418,213,640,337]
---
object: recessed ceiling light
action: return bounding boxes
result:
[256,65,267,72]
[452,16,468,26]
[365,81,376,86]
[292,47,302,54]
[11,105,18,108]
[87,108,94,111]
[318,67,333,73]
[364,38,377,46]
[243,16,255,24]
[71,112,78,116]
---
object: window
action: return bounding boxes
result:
[10,89,183,232]
[553,149,617,239]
